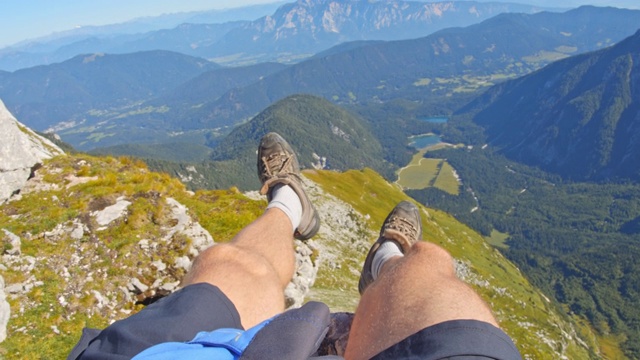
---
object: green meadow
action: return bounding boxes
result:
[396,147,460,195]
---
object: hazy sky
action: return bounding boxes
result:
[0,0,278,48]
[1,0,638,48]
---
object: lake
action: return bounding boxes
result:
[409,134,441,149]
[418,116,449,124]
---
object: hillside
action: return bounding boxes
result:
[212,94,395,176]
[142,94,404,191]
[0,51,219,131]
[406,144,640,358]
[467,29,640,181]
[0,150,598,359]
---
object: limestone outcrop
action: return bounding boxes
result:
[0,99,63,203]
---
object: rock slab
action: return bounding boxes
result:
[0,99,63,203]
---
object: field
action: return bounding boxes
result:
[396,147,460,195]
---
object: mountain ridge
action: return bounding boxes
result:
[3,6,640,152]
[466,28,640,181]
[178,5,640,131]
[0,0,551,72]
[0,50,219,132]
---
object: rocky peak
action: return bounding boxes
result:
[0,99,63,203]
[248,0,543,46]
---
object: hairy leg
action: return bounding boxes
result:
[182,208,295,329]
[345,242,498,360]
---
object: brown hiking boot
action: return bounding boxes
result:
[258,132,320,240]
[358,201,422,294]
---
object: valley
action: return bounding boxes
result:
[406,146,640,358]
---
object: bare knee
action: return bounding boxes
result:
[186,244,276,285]
[408,242,456,276]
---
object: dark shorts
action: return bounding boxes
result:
[71,283,521,360]
[372,319,522,360]
[71,283,243,360]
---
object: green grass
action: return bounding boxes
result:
[397,153,440,189]
[485,229,510,249]
[396,149,460,195]
[0,154,266,359]
[522,50,570,63]
[432,161,460,195]
[0,155,597,359]
[306,168,596,359]
[86,132,116,142]
[114,105,170,119]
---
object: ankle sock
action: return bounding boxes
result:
[266,184,302,232]
[371,240,404,280]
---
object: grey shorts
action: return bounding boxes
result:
[70,283,521,360]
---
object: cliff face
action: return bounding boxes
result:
[0,99,63,203]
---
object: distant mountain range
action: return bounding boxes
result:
[155,5,640,130]
[466,29,640,181]
[0,2,285,71]
[0,1,550,72]
[2,6,639,152]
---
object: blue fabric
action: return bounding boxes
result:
[74,284,243,360]
[132,318,272,360]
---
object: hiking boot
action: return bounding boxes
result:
[358,201,422,294]
[258,132,320,240]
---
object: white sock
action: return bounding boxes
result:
[266,184,302,232]
[371,241,404,280]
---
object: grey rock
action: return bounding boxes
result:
[128,278,149,294]
[5,283,23,294]
[151,260,167,271]
[93,197,132,228]
[0,99,63,203]
[91,290,106,309]
[138,239,150,250]
[164,197,215,256]
[0,276,10,343]
[285,241,318,308]
[174,256,192,271]
[160,281,180,292]
[2,229,21,255]
[69,220,85,240]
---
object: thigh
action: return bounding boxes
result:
[371,320,522,360]
[77,283,243,359]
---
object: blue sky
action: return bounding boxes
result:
[0,0,278,48]
[1,0,638,48]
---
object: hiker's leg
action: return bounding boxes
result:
[183,132,319,329]
[76,206,297,359]
[182,207,295,328]
[344,241,501,360]
[72,133,320,359]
